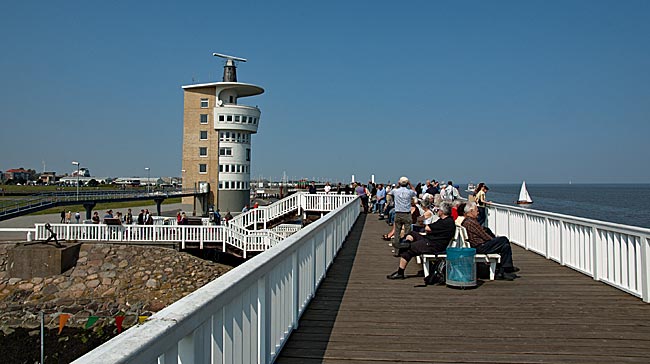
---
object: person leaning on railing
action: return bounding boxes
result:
[461,201,519,281]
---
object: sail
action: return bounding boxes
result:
[518,181,532,203]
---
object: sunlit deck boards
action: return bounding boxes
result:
[278,214,650,363]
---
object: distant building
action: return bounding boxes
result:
[4,168,30,182]
[181,55,264,213]
[40,171,57,184]
[72,168,91,177]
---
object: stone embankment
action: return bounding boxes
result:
[0,242,233,334]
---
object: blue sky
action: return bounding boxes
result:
[1,1,648,184]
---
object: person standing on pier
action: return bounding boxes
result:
[324,182,332,194]
[388,177,417,256]
[475,183,490,226]
[375,184,386,215]
[137,209,145,225]
[309,181,317,194]
[354,182,369,213]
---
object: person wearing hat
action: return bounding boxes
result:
[387,176,417,256]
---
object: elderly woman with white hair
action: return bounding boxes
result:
[387,201,456,280]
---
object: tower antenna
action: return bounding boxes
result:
[213,52,247,82]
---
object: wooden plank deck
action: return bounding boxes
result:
[278,214,650,363]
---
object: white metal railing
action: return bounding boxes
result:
[27,193,358,258]
[272,224,302,238]
[72,193,361,364]
[486,203,650,302]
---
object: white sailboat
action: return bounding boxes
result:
[516,181,533,205]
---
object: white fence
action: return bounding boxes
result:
[487,203,650,302]
[29,193,358,258]
[72,192,361,364]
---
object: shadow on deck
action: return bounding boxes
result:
[278,213,650,363]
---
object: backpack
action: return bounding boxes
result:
[424,259,446,286]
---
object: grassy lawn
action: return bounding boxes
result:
[30,197,182,215]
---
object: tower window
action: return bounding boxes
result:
[199,164,207,173]
[235,115,240,122]
[200,99,209,108]
[246,148,251,161]
[227,115,232,122]
[218,115,224,122]
[200,131,208,140]
[229,96,234,103]
[219,147,232,156]
[199,147,207,157]
[242,116,247,123]
[200,114,208,124]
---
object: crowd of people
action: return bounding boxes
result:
[369,177,519,281]
[312,177,517,282]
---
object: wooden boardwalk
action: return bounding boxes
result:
[278,214,650,363]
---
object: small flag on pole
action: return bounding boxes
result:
[85,316,99,329]
[58,314,70,334]
[115,316,125,333]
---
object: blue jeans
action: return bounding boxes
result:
[388,207,395,224]
[375,202,385,214]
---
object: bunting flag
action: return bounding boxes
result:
[85,316,99,329]
[115,315,125,333]
[58,314,70,334]
[138,316,148,324]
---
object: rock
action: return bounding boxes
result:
[30,277,43,285]
[101,287,116,297]
[8,278,21,285]
[87,259,103,268]
[98,271,115,278]
[145,279,158,289]
[18,283,34,290]
[42,285,58,295]
[118,260,129,268]
[101,262,116,271]
[69,283,86,292]
[86,280,100,288]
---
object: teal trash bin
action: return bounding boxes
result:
[446,247,476,288]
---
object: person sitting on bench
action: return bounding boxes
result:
[461,201,519,281]
[387,201,455,280]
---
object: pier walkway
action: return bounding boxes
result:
[278,214,650,363]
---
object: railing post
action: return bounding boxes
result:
[292,250,299,329]
[640,235,650,303]
[544,217,550,259]
[523,213,528,250]
[591,226,599,281]
[258,275,270,364]
[559,222,565,266]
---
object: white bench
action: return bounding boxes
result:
[419,226,501,281]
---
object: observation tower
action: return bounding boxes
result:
[181,53,264,214]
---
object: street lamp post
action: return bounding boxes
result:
[145,167,150,194]
[72,161,80,201]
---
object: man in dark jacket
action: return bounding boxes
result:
[387,201,456,279]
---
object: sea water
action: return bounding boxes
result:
[463,184,650,229]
